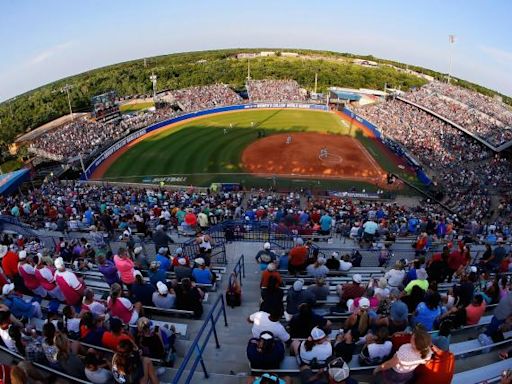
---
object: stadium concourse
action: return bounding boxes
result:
[0,184,511,383]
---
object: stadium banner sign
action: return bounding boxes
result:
[245,103,328,110]
[83,103,328,180]
[328,191,381,199]
[141,176,187,183]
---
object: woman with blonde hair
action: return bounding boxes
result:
[372,325,432,384]
[112,338,161,384]
[54,333,86,379]
[345,297,371,337]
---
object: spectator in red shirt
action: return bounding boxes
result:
[288,238,308,274]
[1,246,20,281]
[339,274,366,302]
[260,263,282,288]
[465,294,486,325]
[447,248,465,282]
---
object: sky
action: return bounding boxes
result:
[1,0,512,102]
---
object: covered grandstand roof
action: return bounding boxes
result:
[0,168,30,196]
[330,90,362,101]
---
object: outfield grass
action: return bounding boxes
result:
[102,109,418,191]
[119,101,155,113]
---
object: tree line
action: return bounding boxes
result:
[0,48,509,146]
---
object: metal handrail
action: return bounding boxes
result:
[232,254,246,286]
[171,294,228,383]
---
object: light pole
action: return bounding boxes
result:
[59,84,74,119]
[150,73,157,101]
[447,35,456,84]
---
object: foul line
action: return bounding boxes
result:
[353,140,381,174]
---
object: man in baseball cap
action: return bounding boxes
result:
[255,242,276,271]
[340,274,365,302]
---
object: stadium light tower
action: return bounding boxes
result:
[57,84,74,120]
[150,73,157,101]
[447,35,456,84]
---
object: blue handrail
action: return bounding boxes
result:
[232,254,245,286]
[172,294,228,383]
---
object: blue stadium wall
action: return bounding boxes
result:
[82,103,328,180]
[341,107,432,186]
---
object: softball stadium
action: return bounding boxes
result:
[91,107,416,191]
[1,48,512,384]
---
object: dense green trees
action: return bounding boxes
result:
[0,48,509,145]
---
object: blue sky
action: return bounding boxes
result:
[1,0,511,101]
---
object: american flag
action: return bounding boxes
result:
[449,35,456,44]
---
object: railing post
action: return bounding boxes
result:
[221,294,228,327]
[242,254,246,278]
[211,314,221,349]
[195,344,210,379]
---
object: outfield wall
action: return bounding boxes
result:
[341,107,432,186]
[82,103,328,180]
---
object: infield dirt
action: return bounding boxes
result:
[241,132,387,183]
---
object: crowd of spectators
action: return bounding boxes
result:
[0,180,244,238]
[0,226,222,383]
[355,99,512,222]
[404,82,512,147]
[29,107,177,162]
[247,80,306,102]
[248,229,512,384]
[169,84,242,112]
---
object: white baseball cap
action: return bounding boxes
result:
[352,274,362,284]
[359,297,370,309]
[328,357,350,382]
[157,281,169,295]
[18,250,27,260]
[195,258,205,266]
[54,257,65,269]
[263,242,271,250]
[178,257,187,265]
[2,283,15,296]
[310,326,326,341]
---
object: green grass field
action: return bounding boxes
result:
[101,109,418,191]
[119,101,155,114]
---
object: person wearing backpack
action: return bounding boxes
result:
[256,243,276,271]
[246,331,285,370]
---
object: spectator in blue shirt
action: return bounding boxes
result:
[2,283,42,320]
[192,258,214,284]
[299,211,310,226]
[319,212,333,236]
[155,247,171,272]
[149,261,167,287]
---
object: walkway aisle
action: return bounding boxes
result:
[178,241,264,383]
